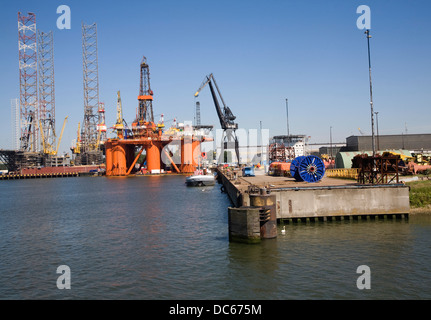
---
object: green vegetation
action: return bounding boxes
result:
[406,179,431,208]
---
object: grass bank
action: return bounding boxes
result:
[406,179,431,212]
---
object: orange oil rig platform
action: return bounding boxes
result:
[105,123,212,176]
[105,56,213,177]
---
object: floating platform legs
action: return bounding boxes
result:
[105,141,135,176]
[105,140,165,176]
[105,135,209,176]
[110,143,127,176]
[146,142,161,173]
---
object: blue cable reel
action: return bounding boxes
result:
[298,155,326,183]
[290,156,305,181]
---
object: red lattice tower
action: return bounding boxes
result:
[18,12,38,152]
[38,30,56,154]
[81,22,100,152]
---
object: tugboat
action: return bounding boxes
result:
[185,168,216,187]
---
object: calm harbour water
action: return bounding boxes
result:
[0,175,430,300]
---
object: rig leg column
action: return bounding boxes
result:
[105,141,113,176]
[146,142,161,173]
[113,144,127,176]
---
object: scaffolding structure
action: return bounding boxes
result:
[81,22,100,153]
[11,98,20,150]
[18,12,38,152]
[6,12,69,171]
[352,153,402,184]
[38,30,56,154]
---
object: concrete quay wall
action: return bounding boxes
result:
[216,168,410,220]
[273,185,410,219]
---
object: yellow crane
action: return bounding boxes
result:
[115,90,124,130]
[84,127,102,152]
[114,90,125,138]
[39,120,48,154]
[95,128,102,149]
[56,117,68,155]
[382,151,414,162]
[72,122,81,154]
[39,116,68,155]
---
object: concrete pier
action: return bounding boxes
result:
[0,172,80,180]
[218,167,410,242]
[228,207,262,243]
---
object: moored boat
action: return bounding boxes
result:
[185,168,216,187]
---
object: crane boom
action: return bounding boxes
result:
[55,116,68,155]
[195,74,226,107]
[116,91,124,129]
[39,120,46,153]
[194,73,238,130]
[194,73,240,164]
[72,122,81,154]
[39,116,68,155]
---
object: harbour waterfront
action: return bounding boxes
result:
[0,176,430,299]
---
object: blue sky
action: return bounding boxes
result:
[1,0,430,154]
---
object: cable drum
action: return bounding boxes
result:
[298,155,326,183]
[290,155,325,183]
[290,156,305,181]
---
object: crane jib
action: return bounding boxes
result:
[194,73,241,164]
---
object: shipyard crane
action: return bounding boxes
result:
[114,90,132,139]
[39,116,68,155]
[72,122,81,154]
[56,117,68,155]
[194,73,240,164]
[114,90,125,138]
[20,111,34,151]
[116,91,124,129]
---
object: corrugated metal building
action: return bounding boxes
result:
[346,134,431,152]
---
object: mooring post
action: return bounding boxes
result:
[228,206,262,244]
[227,189,277,243]
[250,190,277,240]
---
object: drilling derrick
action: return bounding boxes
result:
[38,30,56,154]
[81,22,100,153]
[18,12,38,152]
[137,56,154,124]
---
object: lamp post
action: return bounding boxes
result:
[365,29,376,157]
[330,126,333,161]
[260,120,263,164]
[285,98,290,145]
[374,111,379,151]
